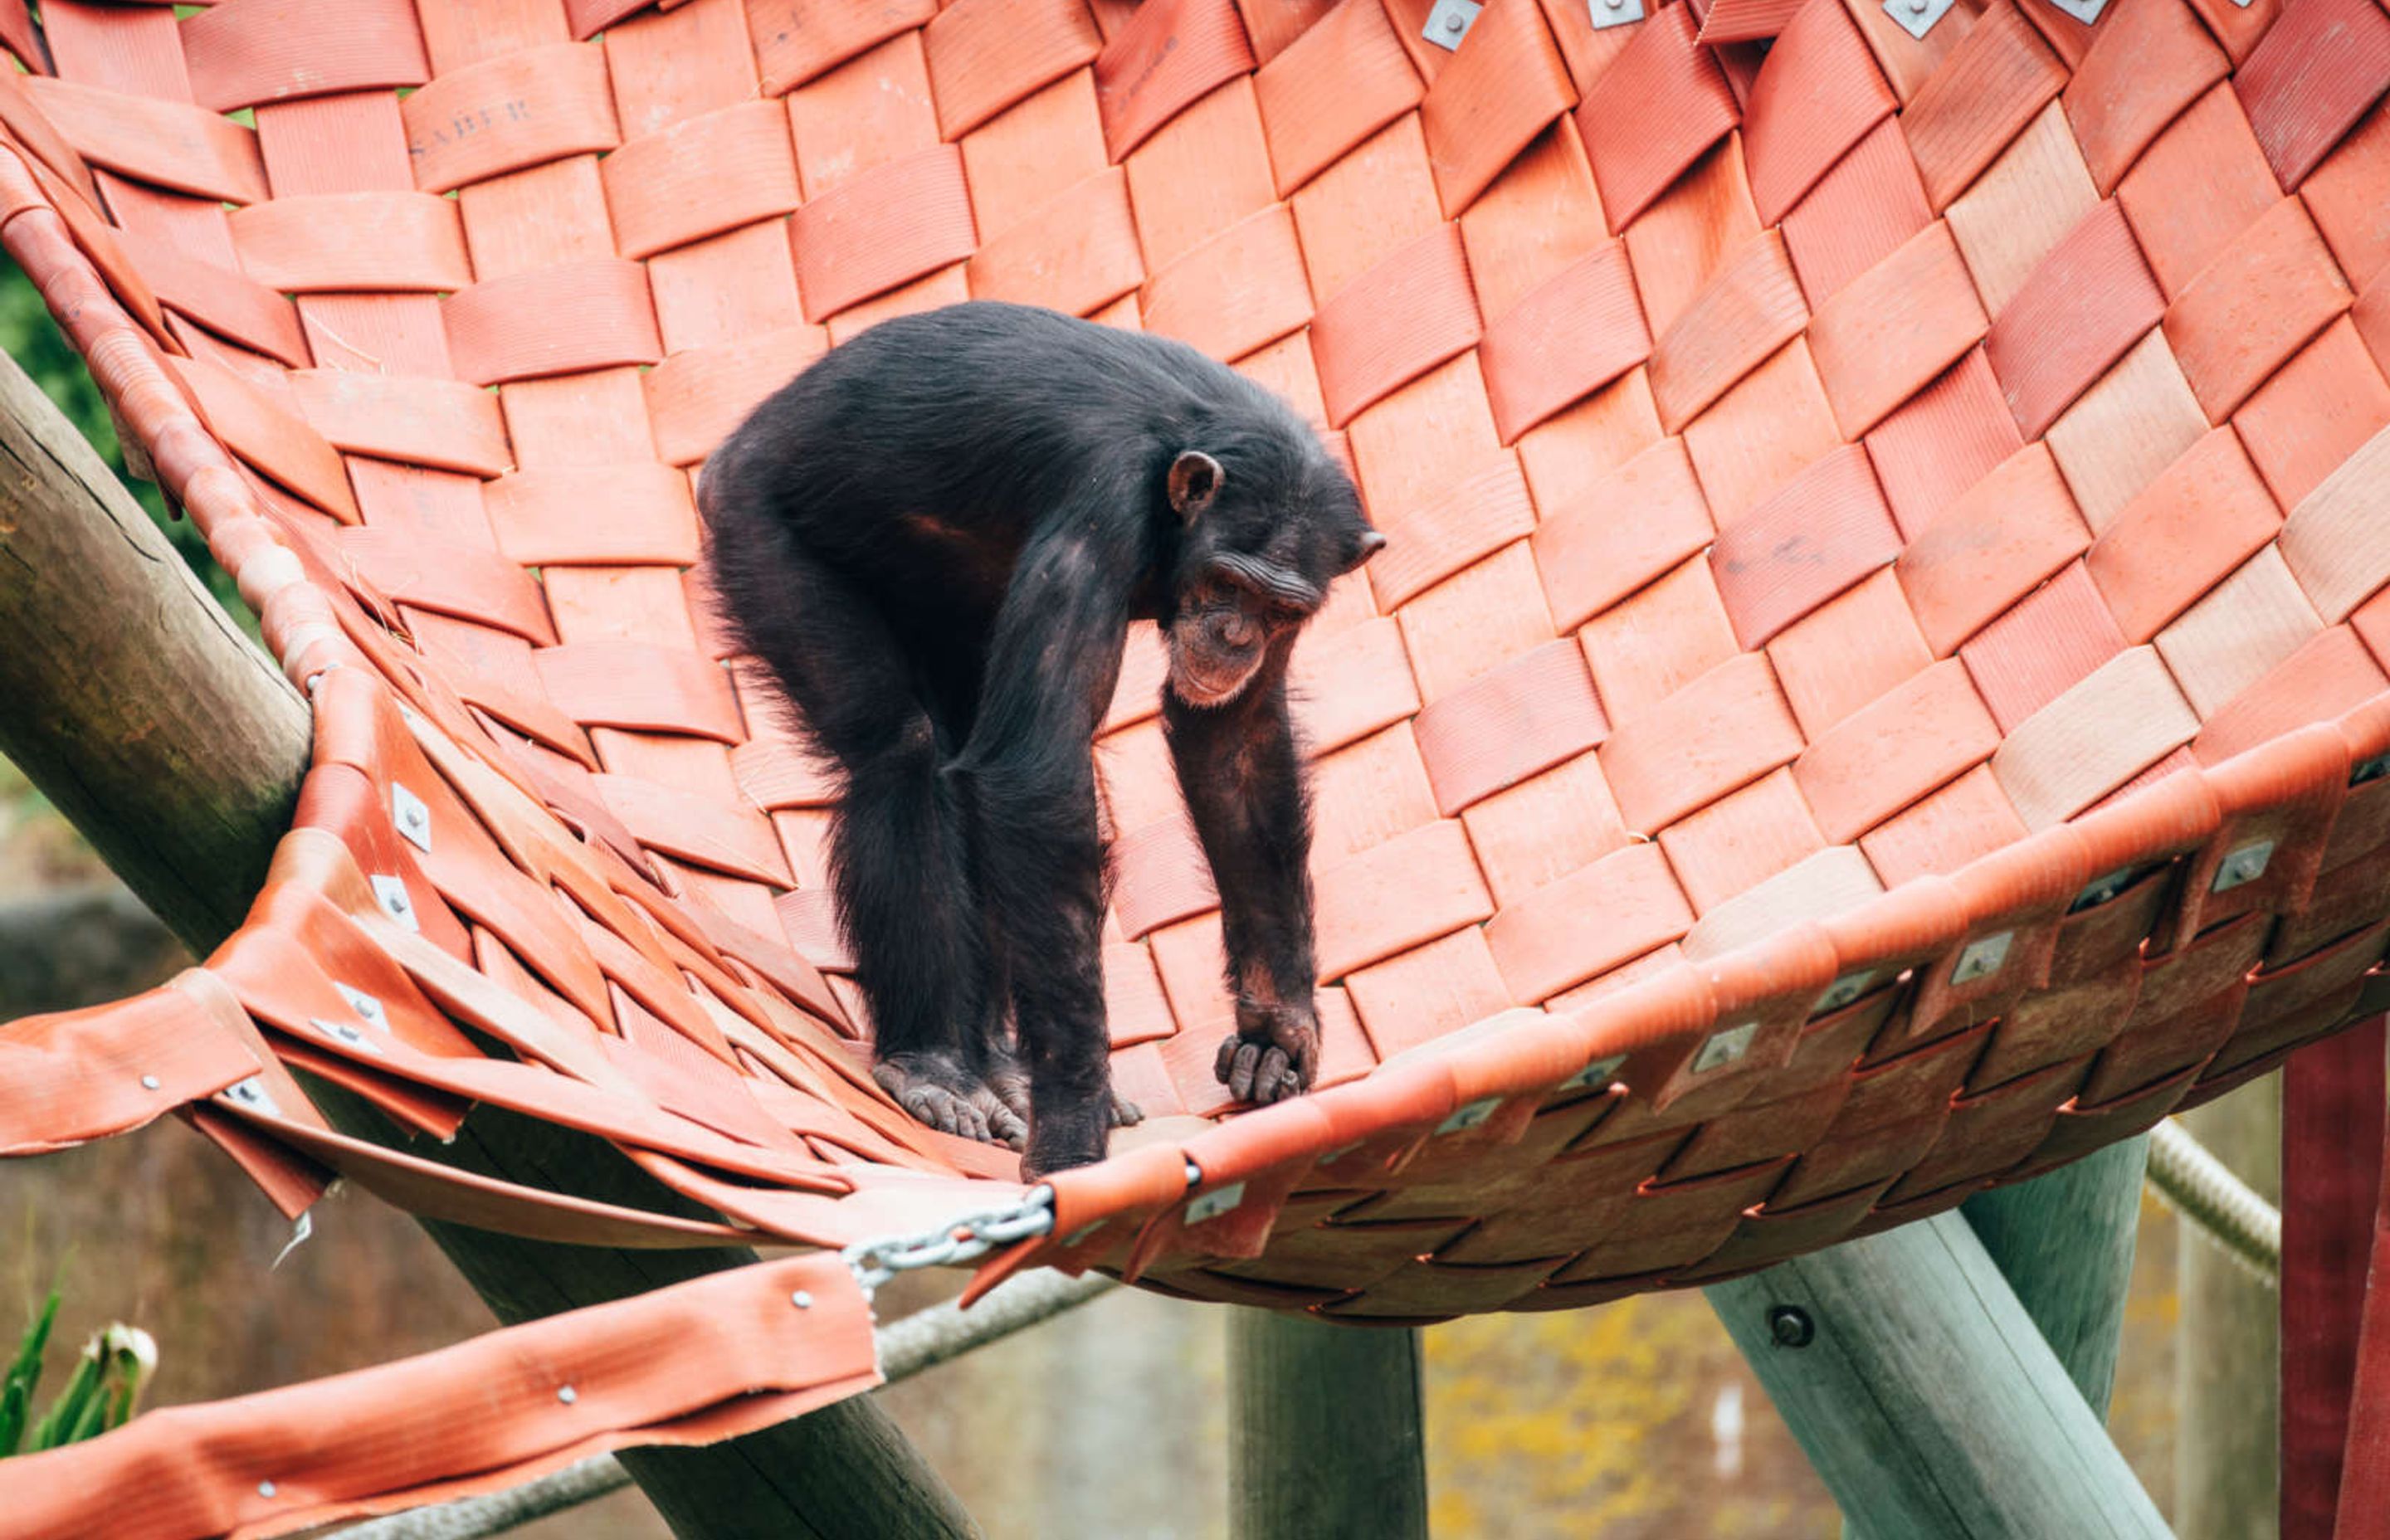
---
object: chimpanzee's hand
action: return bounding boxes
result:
[1215,997,1319,1104]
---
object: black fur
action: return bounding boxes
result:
[700,301,1381,1175]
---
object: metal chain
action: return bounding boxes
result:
[841,1189,1056,1294]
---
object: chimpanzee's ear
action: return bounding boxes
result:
[1168,451,1224,524]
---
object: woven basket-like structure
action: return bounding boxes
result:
[7,0,2390,1331]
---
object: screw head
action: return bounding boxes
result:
[791,1290,814,1309]
[1445,11,1464,29]
[258,1480,278,1499]
[557,1385,578,1405]
[141,1075,162,1091]
[1767,1304,1814,1348]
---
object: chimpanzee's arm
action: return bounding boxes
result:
[1163,640,1319,1104]
[952,529,1134,1176]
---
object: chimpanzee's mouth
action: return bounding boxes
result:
[1172,657,1260,709]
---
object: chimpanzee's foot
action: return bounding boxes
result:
[987,1050,1134,1145]
[873,1050,1022,1147]
[1215,1000,1320,1105]
[982,1055,1034,1152]
[1020,1099,1111,1181]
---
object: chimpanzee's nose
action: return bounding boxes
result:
[1222,612,1258,648]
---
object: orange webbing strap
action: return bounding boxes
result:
[2283,1016,2386,1539]
[0,976,261,1153]
[6,1252,877,1540]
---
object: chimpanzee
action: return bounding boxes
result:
[700,301,1385,1177]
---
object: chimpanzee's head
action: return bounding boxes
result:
[1162,435,1384,709]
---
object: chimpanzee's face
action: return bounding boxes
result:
[1167,563,1311,707]
[1163,447,1384,709]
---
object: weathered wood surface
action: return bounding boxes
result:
[1709,1203,2170,1538]
[0,337,305,955]
[1962,1135,2149,1411]
[0,341,976,1539]
[1230,1313,1427,1540]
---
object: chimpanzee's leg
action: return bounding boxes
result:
[947,530,1139,1176]
[728,540,1024,1147]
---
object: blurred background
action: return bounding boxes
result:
[0,258,2257,1538]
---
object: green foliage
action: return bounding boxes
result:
[0,260,242,615]
[0,1291,154,1457]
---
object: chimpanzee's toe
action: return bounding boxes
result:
[876,1053,1010,1145]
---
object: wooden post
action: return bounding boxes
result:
[1230,1313,1427,1540]
[1707,1208,2170,1538]
[1961,1135,2149,1412]
[0,339,975,1537]
[2176,1078,2281,1540]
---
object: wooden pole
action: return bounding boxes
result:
[1707,1208,2170,1538]
[1229,1313,1427,1540]
[1961,1134,2149,1412]
[2175,1078,2280,1540]
[0,339,976,1538]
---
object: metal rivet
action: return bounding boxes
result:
[1186,1182,1246,1225]
[1883,0,1957,39]
[1561,1053,1627,1092]
[258,1480,278,1499]
[393,784,432,853]
[336,984,384,1025]
[1951,930,2013,987]
[1436,1096,1501,1135]
[557,1385,578,1405]
[1813,971,1876,1017]
[2212,839,2275,894]
[1694,1021,1758,1075]
[1768,1305,1814,1348]
[791,1290,813,1309]
[2072,866,2137,913]
[371,875,421,933]
[141,1075,162,1091]
[1590,0,1645,27]
[1423,0,1481,48]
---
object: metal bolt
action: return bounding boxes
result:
[140,1075,161,1091]
[1768,1305,1814,1348]
[1607,0,1628,10]
[1445,10,1464,28]
[388,889,411,914]
[258,1480,278,1499]
[791,1290,814,1309]
[557,1385,578,1405]
[1906,0,1927,14]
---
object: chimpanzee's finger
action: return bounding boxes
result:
[1217,1033,1241,1084]
[1251,1045,1292,1103]
[1292,1029,1319,1087]
[1230,1040,1263,1102]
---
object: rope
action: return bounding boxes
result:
[2144,1118,2282,1285]
[333,1269,1115,1540]
[340,1123,2281,1540]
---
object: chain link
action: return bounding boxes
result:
[841,1189,1057,1294]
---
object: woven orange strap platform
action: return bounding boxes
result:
[3,0,2390,1332]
